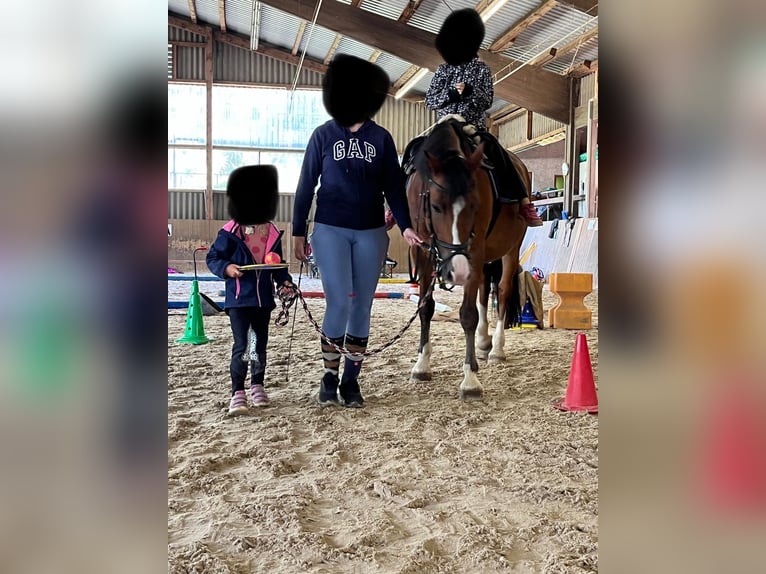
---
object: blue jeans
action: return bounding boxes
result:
[310,222,389,339]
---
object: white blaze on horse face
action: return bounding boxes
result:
[450,197,471,285]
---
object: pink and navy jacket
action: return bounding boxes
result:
[206,221,292,310]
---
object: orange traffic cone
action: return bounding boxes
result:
[553,333,598,413]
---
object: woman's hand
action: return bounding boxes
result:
[402,227,424,247]
[294,236,309,262]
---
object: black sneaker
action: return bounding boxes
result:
[317,373,340,406]
[339,378,364,408]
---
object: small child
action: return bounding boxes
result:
[206,165,295,416]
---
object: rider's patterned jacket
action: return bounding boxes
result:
[425,57,494,131]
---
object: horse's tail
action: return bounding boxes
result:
[505,267,523,329]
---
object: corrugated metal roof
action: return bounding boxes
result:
[297,23,337,62]
[481,0,544,50]
[359,0,410,21]
[508,4,595,61]
[374,52,414,85]
[542,26,598,74]
[224,0,253,36]
[407,0,464,35]
[258,5,302,49]
[335,36,375,61]
[169,0,597,101]
[194,0,220,26]
[168,0,190,16]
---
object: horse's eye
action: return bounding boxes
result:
[431,203,442,214]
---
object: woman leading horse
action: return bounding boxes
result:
[406,118,529,399]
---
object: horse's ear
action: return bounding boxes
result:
[424,150,442,174]
[466,142,485,172]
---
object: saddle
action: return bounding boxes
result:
[402,119,529,205]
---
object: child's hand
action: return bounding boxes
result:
[225,264,243,278]
[277,280,297,299]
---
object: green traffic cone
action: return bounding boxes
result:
[176,279,211,344]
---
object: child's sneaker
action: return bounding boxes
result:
[250,384,269,407]
[227,390,248,417]
[521,203,544,227]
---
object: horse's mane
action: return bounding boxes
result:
[414,120,472,200]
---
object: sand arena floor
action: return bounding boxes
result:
[168,279,598,573]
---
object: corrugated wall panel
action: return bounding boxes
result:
[176,46,206,81]
[169,191,206,219]
[373,97,437,154]
[213,192,226,220]
[532,112,565,139]
[495,112,566,149]
[497,114,528,149]
[276,193,294,222]
[168,26,206,44]
[214,41,323,86]
[579,72,597,104]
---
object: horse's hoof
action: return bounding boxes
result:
[487,354,506,365]
[476,348,489,360]
[411,372,432,382]
[460,388,484,401]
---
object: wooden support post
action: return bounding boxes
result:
[548,273,593,329]
[563,78,579,217]
[205,31,214,220]
[586,98,598,217]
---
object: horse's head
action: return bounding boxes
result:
[417,127,484,287]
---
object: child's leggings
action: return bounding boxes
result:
[228,307,271,393]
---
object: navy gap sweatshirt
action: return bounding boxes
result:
[292,119,412,237]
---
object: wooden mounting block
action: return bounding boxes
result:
[548,273,593,329]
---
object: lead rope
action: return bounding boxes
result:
[281,274,437,359]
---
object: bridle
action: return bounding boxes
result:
[418,164,475,291]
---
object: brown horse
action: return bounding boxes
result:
[405,119,529,399]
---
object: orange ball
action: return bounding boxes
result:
[264,252,281,264]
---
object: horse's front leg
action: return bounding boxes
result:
[476,266,492,360]
[460,280,483,400]
[411,270,435,382]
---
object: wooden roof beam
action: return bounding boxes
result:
[489,0,559,53]
[261,0,570,122]
[368,49,382,63]
[188,0,198,24]
[569,58,597,78]
[529,47,557,67]
[323,34,343,65]
[393,65,421,90]
[351,0,362,7]
[169,13,210,38]
[398,0,424,23]
[546,26,598,65]
[218,0,227,32]
[291,21,307,55]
